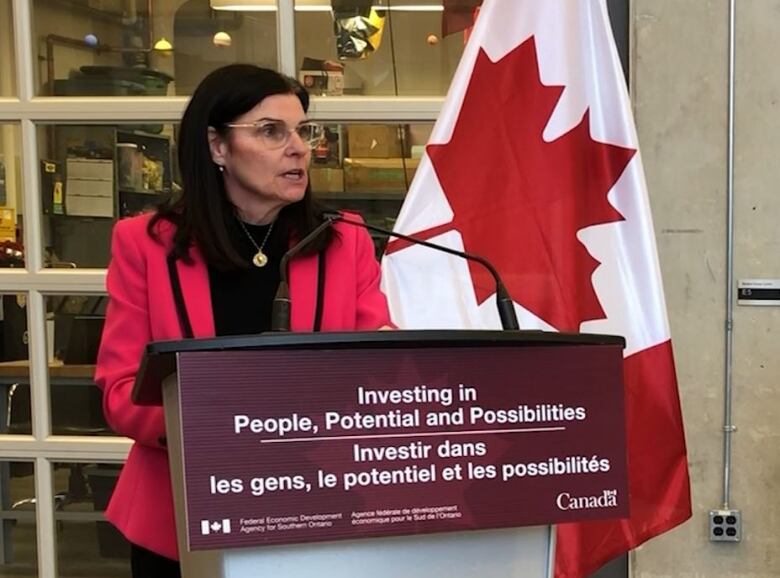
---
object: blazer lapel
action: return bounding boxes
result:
[289,252,318,332]
[175,246,216,338]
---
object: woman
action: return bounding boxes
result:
[95,64,392,577]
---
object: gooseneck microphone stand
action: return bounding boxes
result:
[330,213,520,331]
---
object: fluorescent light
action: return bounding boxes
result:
[374,5,444,10]
[211,0,277,10]
[211,1,443,12]
[211,4,276,10]
[211,0,331,10]
[294,5,333,11]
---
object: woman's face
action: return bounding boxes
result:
[209,93,311,224]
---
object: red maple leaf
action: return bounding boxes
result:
[407,37,636,331]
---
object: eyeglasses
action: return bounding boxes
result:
[223,119,324,149]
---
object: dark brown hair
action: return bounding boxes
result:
[149,64,332,269]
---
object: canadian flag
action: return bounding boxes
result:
[381,1,691,576]
[200,519,232,535]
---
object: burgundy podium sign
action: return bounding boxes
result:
[175,344,628,551]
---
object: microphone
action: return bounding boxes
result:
[271,214,339,332]
[328,213,520,331]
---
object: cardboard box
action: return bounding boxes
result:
[347,125,406,158]
[65,157,114,217]
[343,158,419,193]
[0,207,15,242]
[65,194,114,218]
[66,158,114,180]
[309,167,344,193]
[299,70,344,96]
[66,178,113,198]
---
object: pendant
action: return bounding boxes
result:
[252,250,268,268]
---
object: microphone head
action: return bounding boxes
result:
[321,210,343,222]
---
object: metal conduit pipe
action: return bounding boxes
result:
[722,0,736,511]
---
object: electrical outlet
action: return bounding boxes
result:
[709,509,741,542]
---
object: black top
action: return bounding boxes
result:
[208,220,284,336]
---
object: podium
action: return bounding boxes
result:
[134,330,628,578]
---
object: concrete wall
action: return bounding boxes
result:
[631,1,780,576]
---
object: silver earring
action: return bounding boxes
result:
[217,165,224,173]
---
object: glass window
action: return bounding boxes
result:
[53,461,130,577]
[38,123,177,268]
[0,1,15,97]
[314,122,432,253]
[32,0,277,97]
[0,127,26,434]
[38,121,429,266]
[296,1,464,96]
[45,295,110,437]
[0,294,30,436]
[0,124,22,268]
[0,460,37,576]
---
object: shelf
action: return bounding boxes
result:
[118,187,167,195]
[48,212,114,221]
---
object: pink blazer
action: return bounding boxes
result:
[94,212,392,560]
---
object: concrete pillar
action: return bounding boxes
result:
[631,1,780,575]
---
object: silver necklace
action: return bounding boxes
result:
[237,219,275,268]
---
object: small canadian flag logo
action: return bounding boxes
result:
[200,519,231,535]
